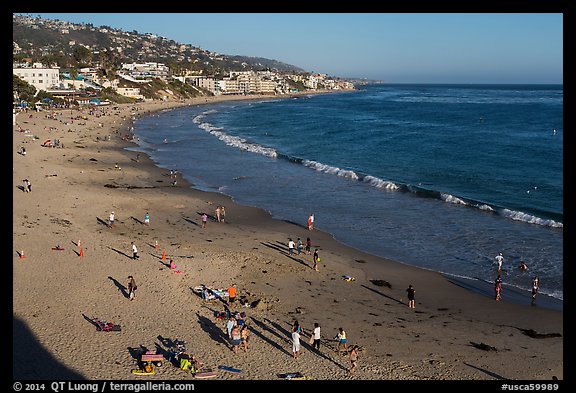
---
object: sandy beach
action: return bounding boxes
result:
[12,94,563,381]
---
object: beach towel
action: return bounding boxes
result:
[193,286,230,300]
[91,316,121,332]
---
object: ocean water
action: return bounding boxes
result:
[131,84,563,307]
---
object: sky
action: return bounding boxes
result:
[30,13,563,84]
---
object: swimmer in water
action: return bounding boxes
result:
[518,261,528,271]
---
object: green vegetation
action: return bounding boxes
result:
[13,74,36,103]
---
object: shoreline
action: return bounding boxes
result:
[130,96,563,311]
[13,95,563,380]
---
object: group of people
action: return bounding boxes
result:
[493,252,539,304]
[22,178,32,193]
[225,310,250,353]
[290,321,359,375]
[215,206,226,223]
[287,237,319,271]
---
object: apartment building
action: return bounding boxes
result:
[13,63,60,92]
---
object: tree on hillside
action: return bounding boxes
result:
[13,75,37,103]
[73,45,93,66]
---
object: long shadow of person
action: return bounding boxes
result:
[108,276,129,298]
[261,242,311,269]
[195,311,230,348]
[249,317,292,357]
[107,246,132,259]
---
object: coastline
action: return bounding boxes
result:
[13,95,563,380]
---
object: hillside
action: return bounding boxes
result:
[13,14,307,75]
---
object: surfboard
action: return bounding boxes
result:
[194,370,217,379]
[218,365,242,373]
[131,368,155,375]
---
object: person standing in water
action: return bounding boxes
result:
[495,252,504,274]
[531,274,539,305]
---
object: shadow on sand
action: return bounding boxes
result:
[13,317,85,379]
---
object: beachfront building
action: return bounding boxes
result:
[116,87,145,100]
[121,62,170,81]
[196,77,218,93]
[13,63,60,92]
[217,79,240,95]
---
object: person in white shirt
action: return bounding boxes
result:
[288,239,296,254]
[495,252,504,273]
[312,322,321,350]
[291,329,301,359]
[131,242,139,260]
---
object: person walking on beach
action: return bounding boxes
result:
[288,238,296,254]
[494,275,502,301]
[220,206,226,222]
[406,284,416,308]
[335,327,348,354]
[313,248,320,272]
[348,345,359,376]
[306,237,312,255]
[215,206,222,222]
[531,274,539,305]
[292,320,303,334]
[292,328,301,360]
[201,213,208,228]
[495,252,504,274]
[131,242,139,260]
[127,275,137,301]
[144,211,150,226]
[109,211,115,228]
[308,214,314,230]
[311,322,321,350]
[297,238,303,255]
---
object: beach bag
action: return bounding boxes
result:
[308,335,314,345]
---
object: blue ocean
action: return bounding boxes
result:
[132,84,563,307]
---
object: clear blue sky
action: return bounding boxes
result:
[31,13,563,84]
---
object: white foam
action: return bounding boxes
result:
[441,193,468,205]
[197,122,278,158]
[501,209,563,228]
[478,204,494,212]
[363,175,400,190]
[302,160,359,180]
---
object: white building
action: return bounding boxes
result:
[13,63,60,92]
[121,62,169,80]
[116,87,145,100]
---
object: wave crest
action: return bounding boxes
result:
[441,193,468,206]
[302,160,359,180]
[363,175,400,190]
[501,209,563,228]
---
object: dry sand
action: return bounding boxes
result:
[12,94,563,381]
